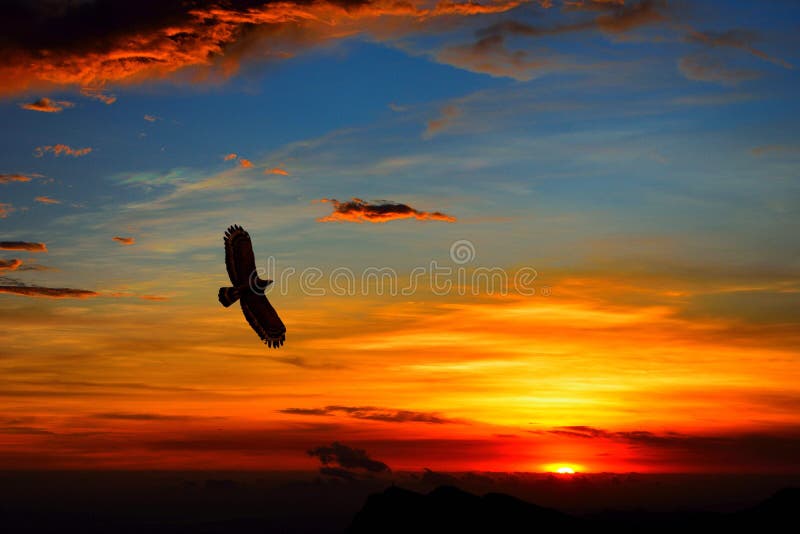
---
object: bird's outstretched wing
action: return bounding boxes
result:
[240,293,286,348]
[224,224,257,286]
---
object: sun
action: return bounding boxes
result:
[543,463,582,474]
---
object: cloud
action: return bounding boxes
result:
[0,173,44,184]
[141,295,169,301]
[0,285,98,299]
[318,198,456,223]
[424,104,464,138]
[238,158,254,169]
[685,28,793,70]
[435,0,665,80]
[33,144,92,158]
[0,241,47,252]
[81,87,117,104]
[0,203,12,218]
[223,153,238,161]
[281,405,456,424]
[112,236,136,245]
[678,54,760,84]
[0,259,23,272]
[34,196,61,205]
[308,441,391,473]
[92,412,194,421]
[0,0,523,96]
[143,114,160,122]
[19,97,74,113]
[751,145,800,157]
[264,167,289,176]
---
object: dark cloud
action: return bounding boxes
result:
[0,259,22,271]
[282,405,457,424]
[0,285,97,299]
[0,241,48,252]
[0,0,522,96]
[308,441,391,473]
[19,97,74,113]
[318,198,456,223]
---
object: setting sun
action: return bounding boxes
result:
[556,467,575,474]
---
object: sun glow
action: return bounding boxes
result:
[557,466,575,474]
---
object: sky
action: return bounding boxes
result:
[1,0,799,475]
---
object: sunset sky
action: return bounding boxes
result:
[1,0,799,475]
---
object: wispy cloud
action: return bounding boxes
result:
[264,167,289,176]
[0,285,97,299]
[81,87,117,104]
[0,203,13,218]
[33,144,92,158]
[143,114,160,122]
[112,236,136,246]
[678,54,760,84]
[424,104,463,138]
[281,405,457,424]
[19,97,74,113]
[0,173,44,184]
[318,198,456,223]
[34,196,61,205]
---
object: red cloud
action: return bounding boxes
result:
[239,158,254,169]
[33,144,92,158]
[265,167,289,176]
[19,97,75,113]
[224,153,238,161]
[112,236,136,245]
[318,198,456,223]
[34,196,61,205]
[0,241,47,252]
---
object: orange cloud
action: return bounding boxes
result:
[265,167,290,176]
[239,158,254,168]
[0,241,47,252]
[318,198,456,223]
[112,236,136,245]
[0,285,97,299]
[0,204,14,218]
[80,87,117,104]
[224,153,238,161]
[678,54,760,85]
[0,173,43,184]
[34,196,61,205]
[33,144,92,158]
[19,97,75,113]
[0,0,523,96]
[0,259,23,271]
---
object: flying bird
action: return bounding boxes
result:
[219,225,286,348]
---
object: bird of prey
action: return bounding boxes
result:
[218,225,286,348]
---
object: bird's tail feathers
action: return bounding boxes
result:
[218,286,240,307]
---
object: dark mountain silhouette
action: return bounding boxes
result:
[347,485,800,534]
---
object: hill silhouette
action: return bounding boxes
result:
[347,485,800,534]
